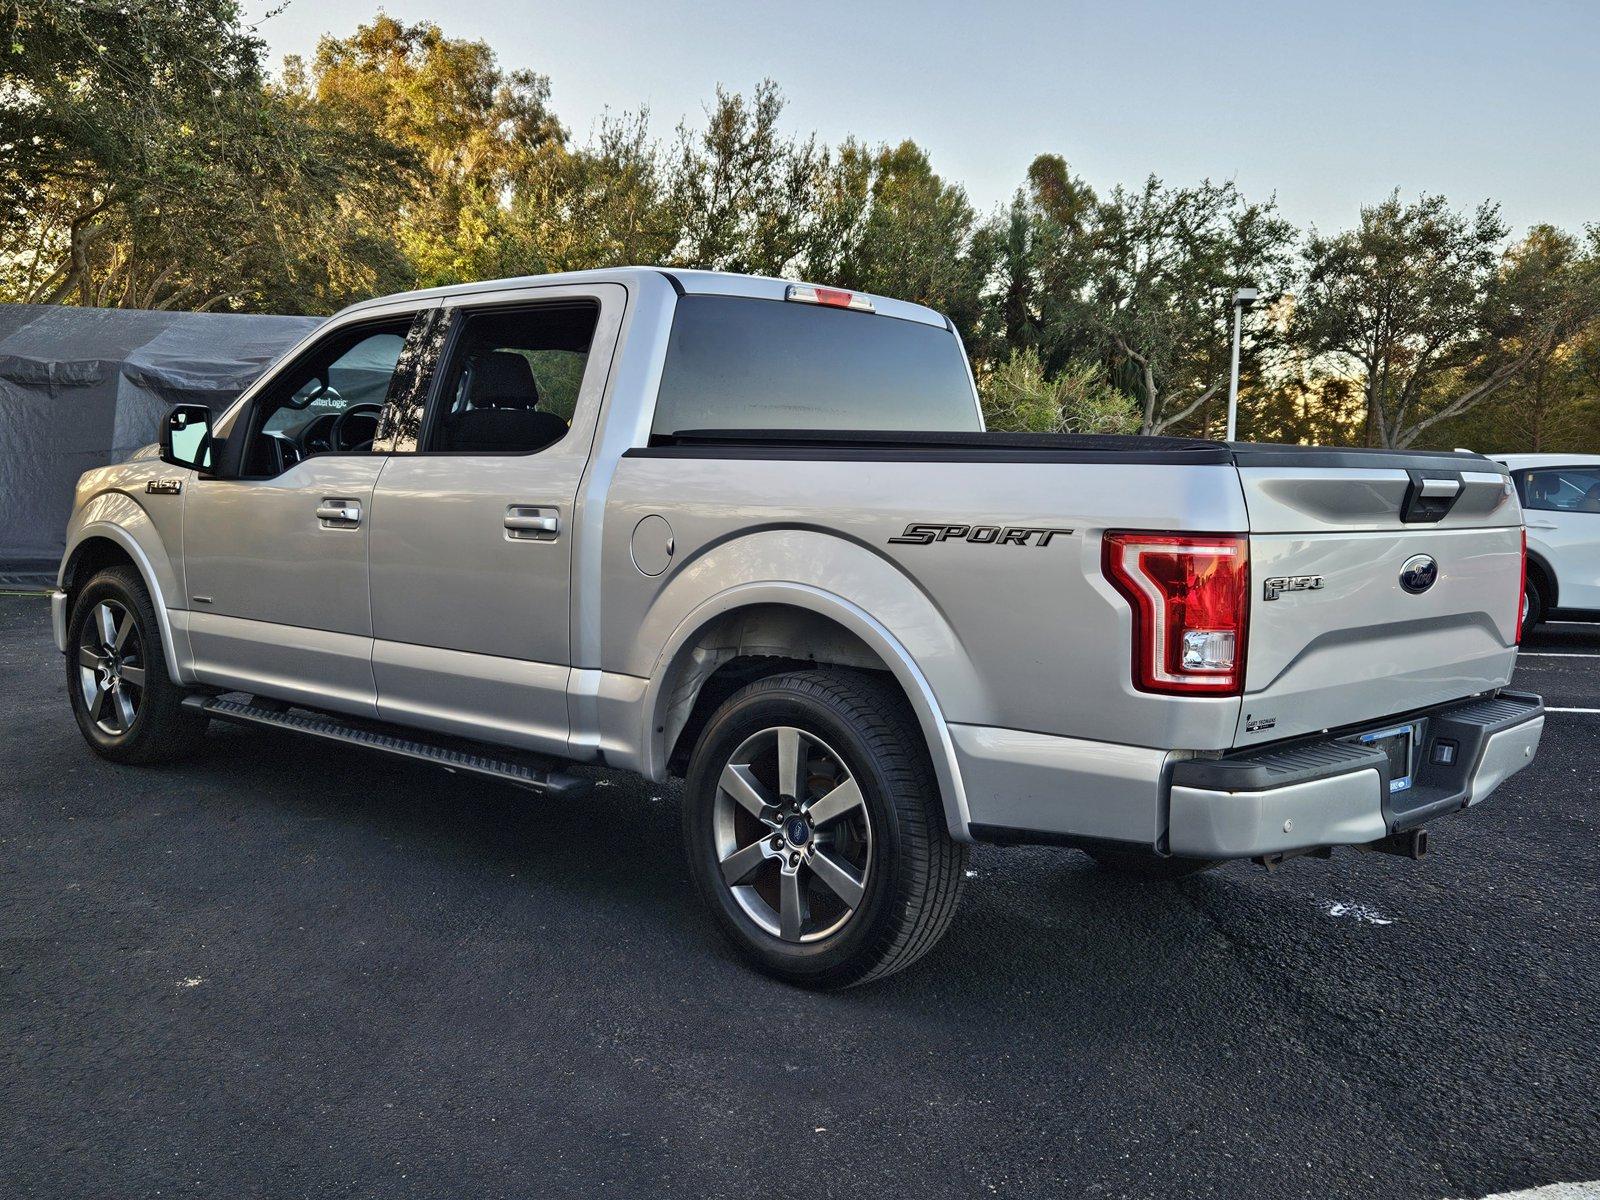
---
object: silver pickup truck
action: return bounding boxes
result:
[54,267,1545,987]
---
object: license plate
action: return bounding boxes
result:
[1359,724,1417,793]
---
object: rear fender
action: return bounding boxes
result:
[633,530,984,841]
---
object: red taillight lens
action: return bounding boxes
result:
[784,283,875,312]
[1515,527,1528,645]
[1102,532,1250,695]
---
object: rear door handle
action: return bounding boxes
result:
[317,499,362,526]
[505,505,560,540]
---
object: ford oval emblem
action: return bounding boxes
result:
[1399,553,1438,594]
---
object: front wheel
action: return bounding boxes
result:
[66,565,208,764]
[682,669,967,989]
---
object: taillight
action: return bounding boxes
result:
[1102,532,1250,695]
[784,283,875,313]
[1515,527,1527,645]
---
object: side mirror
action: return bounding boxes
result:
[160,403,214,471]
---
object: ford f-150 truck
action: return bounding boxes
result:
[54,267,1545,988]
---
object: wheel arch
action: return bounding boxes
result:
[643,585,975,842]
[1525,547,1557,609]
[59,511,186,684]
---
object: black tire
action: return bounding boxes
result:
[66,565,208,764]
[1521,574,1545,640]
[1083,848,1221,881]
[683,668,967,989]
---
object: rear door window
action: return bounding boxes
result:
[650,295,980,437]
[1523,467,1600,513]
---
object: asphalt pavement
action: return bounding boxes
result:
[2,593,1597,1199]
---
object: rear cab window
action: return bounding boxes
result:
[650,294,981,437]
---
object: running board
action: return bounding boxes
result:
[184,694,591,799]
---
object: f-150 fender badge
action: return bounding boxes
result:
[1262,574,1323,601]
[146,479,183,495]
[888,523,1074,547]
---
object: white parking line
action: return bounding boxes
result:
[1451,1183,1600,1199]
[1546,707,1600,714]
[1517,652,1600,658]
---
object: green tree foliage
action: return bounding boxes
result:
[502,111,678,274]
[1293,195,1600,447]
[666,80,826,276]
[806,139,984,335]
[979,347,1140,434]
[298,15,564,287]
[1061,176,1294,435]
[1,0,405,311]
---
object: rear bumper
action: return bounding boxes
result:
[1166,691,1544,858]
[958,691,1544,858]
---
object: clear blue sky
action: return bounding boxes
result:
[246,0,1599,237]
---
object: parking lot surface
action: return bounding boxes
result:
[2,594,1597,1199]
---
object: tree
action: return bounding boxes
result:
[1465,223,1600,451]
[1,0,407,312]
[666,80,825,276]
[805,139,984,335]
[300,15,565,286]
[979,347,1140,434]
[1025,169,1293,435]
[498,111,677,275]
[1291,194,1600,448]
[969,155,1098,367]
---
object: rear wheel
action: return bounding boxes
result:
[1084,848,1220,880]
[66,566,207,764]
[683,669,967,989]
[1521,575,1545,640]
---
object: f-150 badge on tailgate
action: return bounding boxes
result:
[1262,574,1324,601]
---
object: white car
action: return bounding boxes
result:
[1491,453,1600,632]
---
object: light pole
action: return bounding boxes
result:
[1225,287,1259,442]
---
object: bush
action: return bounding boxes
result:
[979,348,1141,434]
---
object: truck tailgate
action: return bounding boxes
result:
[1235,454,1522,746]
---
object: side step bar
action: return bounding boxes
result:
[184,694,592,799]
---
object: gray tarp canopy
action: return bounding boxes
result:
[0,304,323,574]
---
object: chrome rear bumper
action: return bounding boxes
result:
[1167,692,1544,858]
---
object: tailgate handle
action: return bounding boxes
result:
[1401,470,1464,523]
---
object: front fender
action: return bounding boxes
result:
[60,487,188,684]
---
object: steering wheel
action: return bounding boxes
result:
[329,403,384,452]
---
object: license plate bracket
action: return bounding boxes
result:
[1357,723,1418,794]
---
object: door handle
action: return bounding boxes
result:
[505,505,559,540]
[316,499,362,525]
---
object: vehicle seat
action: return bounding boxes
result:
[1580,483,1600,513]
[437,351,568,454]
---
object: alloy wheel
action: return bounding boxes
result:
[712,725,873,943]
[77,599,145,736]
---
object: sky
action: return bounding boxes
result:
[245,0,1600,238]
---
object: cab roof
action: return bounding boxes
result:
[335,266,952,330]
